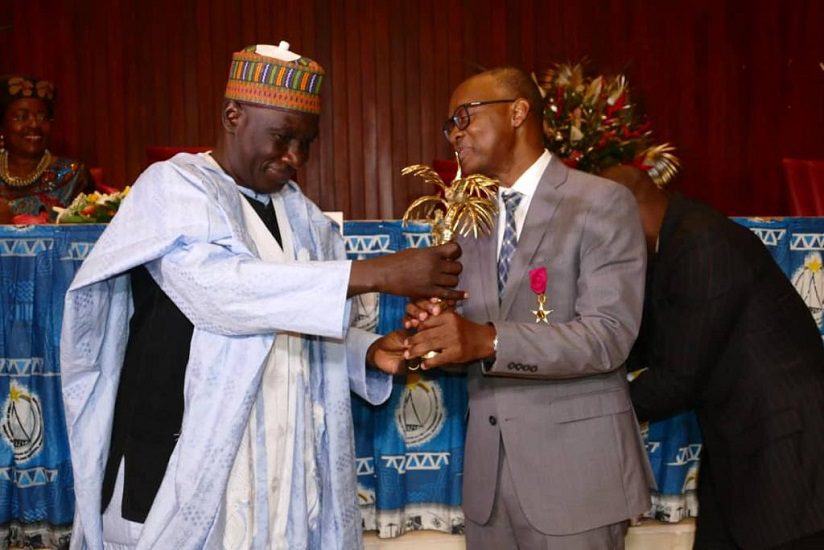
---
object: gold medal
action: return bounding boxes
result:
[531,293,552,324]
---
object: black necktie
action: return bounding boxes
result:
[242,194,283,248]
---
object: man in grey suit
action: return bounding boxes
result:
[405,67,653,548]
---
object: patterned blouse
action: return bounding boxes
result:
[0,157,93,221]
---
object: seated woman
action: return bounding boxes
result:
[0,74,92,223]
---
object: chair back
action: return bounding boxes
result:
[88,166,120,194]
[783,158,824,215]
[432,158,458,183]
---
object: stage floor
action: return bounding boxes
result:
[364,518,696,549]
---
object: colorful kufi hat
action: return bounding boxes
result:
[224,42,324,115]
[0,74,56,118]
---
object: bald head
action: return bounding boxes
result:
[484,67,545,124]
[599,165,660,202]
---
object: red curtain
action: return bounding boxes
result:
[2,0,822,218]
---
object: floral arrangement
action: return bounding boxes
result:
[534,63,679,187]
[54,186,130,223]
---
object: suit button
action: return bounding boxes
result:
[488,416,497,426]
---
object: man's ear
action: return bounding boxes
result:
[221,100,244,133]
[511,98,530,128]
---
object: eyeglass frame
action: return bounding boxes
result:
[442,98,517,140]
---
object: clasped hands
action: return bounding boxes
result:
[360,242,493,374]
[368,297,496,375]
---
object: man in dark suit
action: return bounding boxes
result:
[601,164,824,549]
[405,68,653,549]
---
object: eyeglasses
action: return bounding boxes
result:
[8,110,52,124]
[442,99,516,139]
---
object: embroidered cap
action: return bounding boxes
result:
[0,74,56,118]
[224,42,324,115]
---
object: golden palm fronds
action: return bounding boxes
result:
[402,162,498,244]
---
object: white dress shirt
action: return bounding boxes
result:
[496,149,552,257]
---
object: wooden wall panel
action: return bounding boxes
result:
[2,0,822,218]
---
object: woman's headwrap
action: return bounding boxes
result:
[0,75,56,118]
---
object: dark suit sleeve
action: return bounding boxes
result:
[630,232,748,422]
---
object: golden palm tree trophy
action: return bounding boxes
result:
[402,154,498,369]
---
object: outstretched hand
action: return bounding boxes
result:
[366,329,409,375]
[349,242,466,301]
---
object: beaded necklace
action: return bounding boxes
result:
[0,149,53,188]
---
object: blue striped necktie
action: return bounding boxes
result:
[498,190,523,298]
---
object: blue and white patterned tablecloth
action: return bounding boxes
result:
[0,217,821,545]
[347,218,824,534]
[0,224,102,548]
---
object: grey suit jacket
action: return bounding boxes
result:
[459,157,653,535]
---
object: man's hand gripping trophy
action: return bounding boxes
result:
[401,154,498,370]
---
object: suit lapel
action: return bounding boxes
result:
[500,157,568,319]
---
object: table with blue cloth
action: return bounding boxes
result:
[348,218,824,537]
[0,224,101,548]
[0,218,822,546]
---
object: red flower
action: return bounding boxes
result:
[631,156,652,171]
[606,92,626,116]
[11,211,49,225]
[529,267,547,295]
